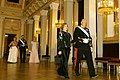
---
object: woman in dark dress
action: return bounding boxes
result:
[57,23,72,79]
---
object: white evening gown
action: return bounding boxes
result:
[8,46,18,63]
[29,41,40,63]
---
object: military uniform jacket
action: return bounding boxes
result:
[73,26,92,50]
[18,39,28,49]
[57,31,71,50]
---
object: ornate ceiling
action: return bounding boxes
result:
[0,0,57,19]
[23,0,56,18]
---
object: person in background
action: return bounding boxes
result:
[29,36,39,63]
[18,35,28,63]
[8,36,18,63]
[73,19,97,78]
[57,23,72,79]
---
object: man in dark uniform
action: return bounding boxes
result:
[73,19,97,78]
[18,35,28,63]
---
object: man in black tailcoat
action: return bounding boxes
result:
[18,35,28,63]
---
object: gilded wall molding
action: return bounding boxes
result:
[4,18,21,33]
[0,7,23,18]
[23,0,56,18]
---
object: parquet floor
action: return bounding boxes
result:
[0,58,120,80]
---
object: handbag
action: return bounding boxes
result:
[54,54,62,65]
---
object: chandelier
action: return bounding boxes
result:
[98,0,114,15]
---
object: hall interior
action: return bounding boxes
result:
[0,0,120,79]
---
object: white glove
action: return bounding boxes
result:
[90,47,93,52]
[83,39,89,43]
[58,51,62,55]
[26,49,28,51]
[29,50,31,53]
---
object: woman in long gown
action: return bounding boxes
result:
[29,36,40,63]
[57,23,72,78]
[8,37,18,63]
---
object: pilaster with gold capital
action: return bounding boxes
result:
[33,15,40,40]
[27,19,34,49]
[40,10,48,16]
[33,15,40,21]
[0,17,5,58]
[49,2,59,62]
[118,0,120,73]
[40,10,48,57]
[27,19,34,24]
[50,2,59,10]
[64,0,73,64]
[21,19,27,35]
[84,0,97,67]
[119,0,120,58]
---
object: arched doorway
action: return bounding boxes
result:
[4,34,16,60]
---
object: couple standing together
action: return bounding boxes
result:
[8,35,39,63]
[57,19,97,79]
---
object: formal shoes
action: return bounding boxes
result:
[75,70,80,76]
[76,73,80,76]
[64,76,70,79]
[90,75,98,79]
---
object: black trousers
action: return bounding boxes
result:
[75,48,95,77]
[57,48,70,77]
[20,47,26,63]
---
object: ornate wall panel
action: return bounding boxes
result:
[4,18,21,33]
[0,8,23,18]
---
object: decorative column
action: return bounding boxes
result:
[22,0,25,9]
[84,0,97,67]
[49,2,59,62]
[118,0,120,73]
[97,0,104,58]
[64,0,73,64]
[33,15,40,41]
[107,14,114,37]
[106,0,114,38]
[118,0,120,58]
[0,17,5,58]
[21,19,26,36]
[27,19,34,49]
[40,10,48,58]
[97,16,103,57]
[73,0,78,28]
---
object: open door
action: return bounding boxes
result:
[4,34,16,60]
